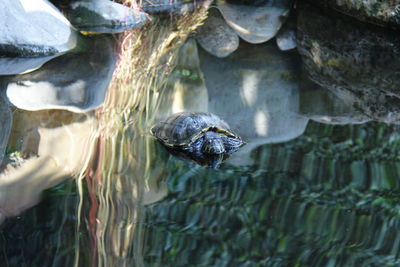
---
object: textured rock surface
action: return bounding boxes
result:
[306,0,400,29]
[195,8,239,58]
[0,0,77,57]
[217,0,292,44]
[297,3,400,123]
[3,36,117,113]
[66,0,148,33]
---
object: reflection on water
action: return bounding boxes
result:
[144,121,400,266]
[1,2,400,267]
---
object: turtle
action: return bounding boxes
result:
[151,112,243,167]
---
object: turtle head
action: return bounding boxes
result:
[201,131,225,154]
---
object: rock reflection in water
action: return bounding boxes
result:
[0,109,96,223]
[158,38,208,117]
[297,3,400,124]
[199,41,308,164]
[300,75,371,125]
[0,97,11,165]
[158,38,308,167]
[2,35,117,113]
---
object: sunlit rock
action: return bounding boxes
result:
[217,0,292,44]
[0,0,77,57]
[307,0,400,29]
[65,0,148,33]
[3,36,117,113]
[0,98,11,164]
[299,76,371,125]
[158,38,208,117]
[0,110,96,218]
[199,42,308,165]
[297,3,400,123]
[195,8,239,58]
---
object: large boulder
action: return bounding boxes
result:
[142,0,209,15]
[306,0,400,30]
[65,0,148,33]
[0,0,77,57]
[297,3,400,123]
[217,0,292,44]
[195,8,239,58]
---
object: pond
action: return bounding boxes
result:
[1,1,400,267]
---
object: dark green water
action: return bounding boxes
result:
[143,121,400,267]
[2,121,400,266]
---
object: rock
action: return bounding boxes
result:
[297,3,400,123]
[275,18,297,51]
[199,41,308,163]
[195,8,239,58]
[306,0,400,30]
[217,0,292,44]
[0,110,96,218]
[0,98,11,164]
[226,0,268,5]
[142,0,202,15]
[66,0,148,33]
[3,35,117,113]
[0,0,77,57]
[276,28,296,51]
[0,55,64,76]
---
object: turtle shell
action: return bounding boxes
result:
[151,112,239,148]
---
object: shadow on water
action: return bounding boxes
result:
[1,1,400,267]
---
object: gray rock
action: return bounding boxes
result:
[0,55,59,76]
[297,3,400,123]
[195,8,239,58]
[0,98,11,164]
[217,0,292,44]
[276,23,297,51]
[142,0,205,15]
[0,0,77,57]
[306,0,400,30]
[3,36,117,113]
[66,0,148,33]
